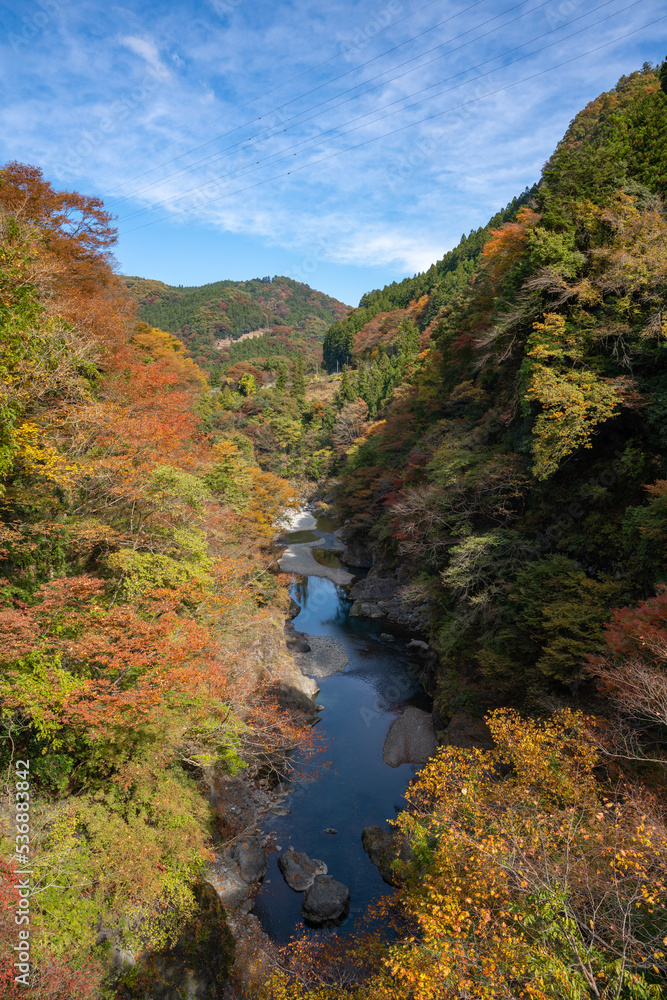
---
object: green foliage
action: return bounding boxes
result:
[204,440,253,510]
[482,555,622,689]
[124,274,348,373]
[526,364,621,480]
[238,371,257,395]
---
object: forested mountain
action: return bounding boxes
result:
[124,274,349,376]
[324,63,667,712]
[322,187,534,371]
[251,61,667,1000]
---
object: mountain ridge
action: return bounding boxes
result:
[123,273,350,375]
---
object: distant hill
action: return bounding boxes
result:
[123,274,350,374]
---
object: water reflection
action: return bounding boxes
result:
[253,516,428,942]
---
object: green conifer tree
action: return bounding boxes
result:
[290,355,306,400]
[276,361,288,393]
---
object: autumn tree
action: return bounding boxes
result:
[586,584,667,731]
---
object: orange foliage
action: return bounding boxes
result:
[0,576,224,736]
[244,467,300,538]
[586,584,667,727]
[480,206,540,287]
[225,361,265,389]
[353,309,410,357]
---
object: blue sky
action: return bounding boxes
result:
[2,0,666,305]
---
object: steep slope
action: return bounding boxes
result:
[0,163,319,998]
[256,57,667,1000]
[124,274,349,374]
[322,188,534,370]
[325,62,667,709]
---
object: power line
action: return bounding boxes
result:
[109,0,557,210]
[103,0,492,200]
[116,0,643,226]
[119,13,666,237]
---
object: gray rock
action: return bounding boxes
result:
[291,633,349,678]
[269,805,291,817]
[229,839,268,884]
[208,867,249,909]
[284,622,312,653]
[277,848,328,891]
[349,601,385,619]
[323,828,338,835]
[362,825,409,886]
[340,539,373,568]
[301,875,350,926]
[406,639,429,655]
[382,706,437,768]
[380,633,394,642]
[349,570,399,603]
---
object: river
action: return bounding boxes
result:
[252,509,431,943]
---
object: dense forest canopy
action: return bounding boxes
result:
[125,274,349,377]
[256,60,667,1000]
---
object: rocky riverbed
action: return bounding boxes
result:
[209,507,448,995]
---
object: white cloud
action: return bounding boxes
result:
[118,34,171,80]
[1,0,666,296]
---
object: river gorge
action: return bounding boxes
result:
[251,508,434,943]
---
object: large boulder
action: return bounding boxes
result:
[340,537,373,568]
[362,825,409,886]
[349,601,384,619]
[229,838,268,884]
[348,570,399,604]
[301,875,350,926]
[208,867,249,909]
[277,848,328,892]
[382,707,437,768]
[347,566,430,628]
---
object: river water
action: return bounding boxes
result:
[253,511,430,943]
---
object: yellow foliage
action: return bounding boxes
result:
[245,467,300,538]
[13,421,78,489]
[525,314,620,479]
[526,364,620,479]
[385,708,667,999]
[130,321,207,389]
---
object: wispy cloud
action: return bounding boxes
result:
[118,34,171,80]
[1,0,665,300]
